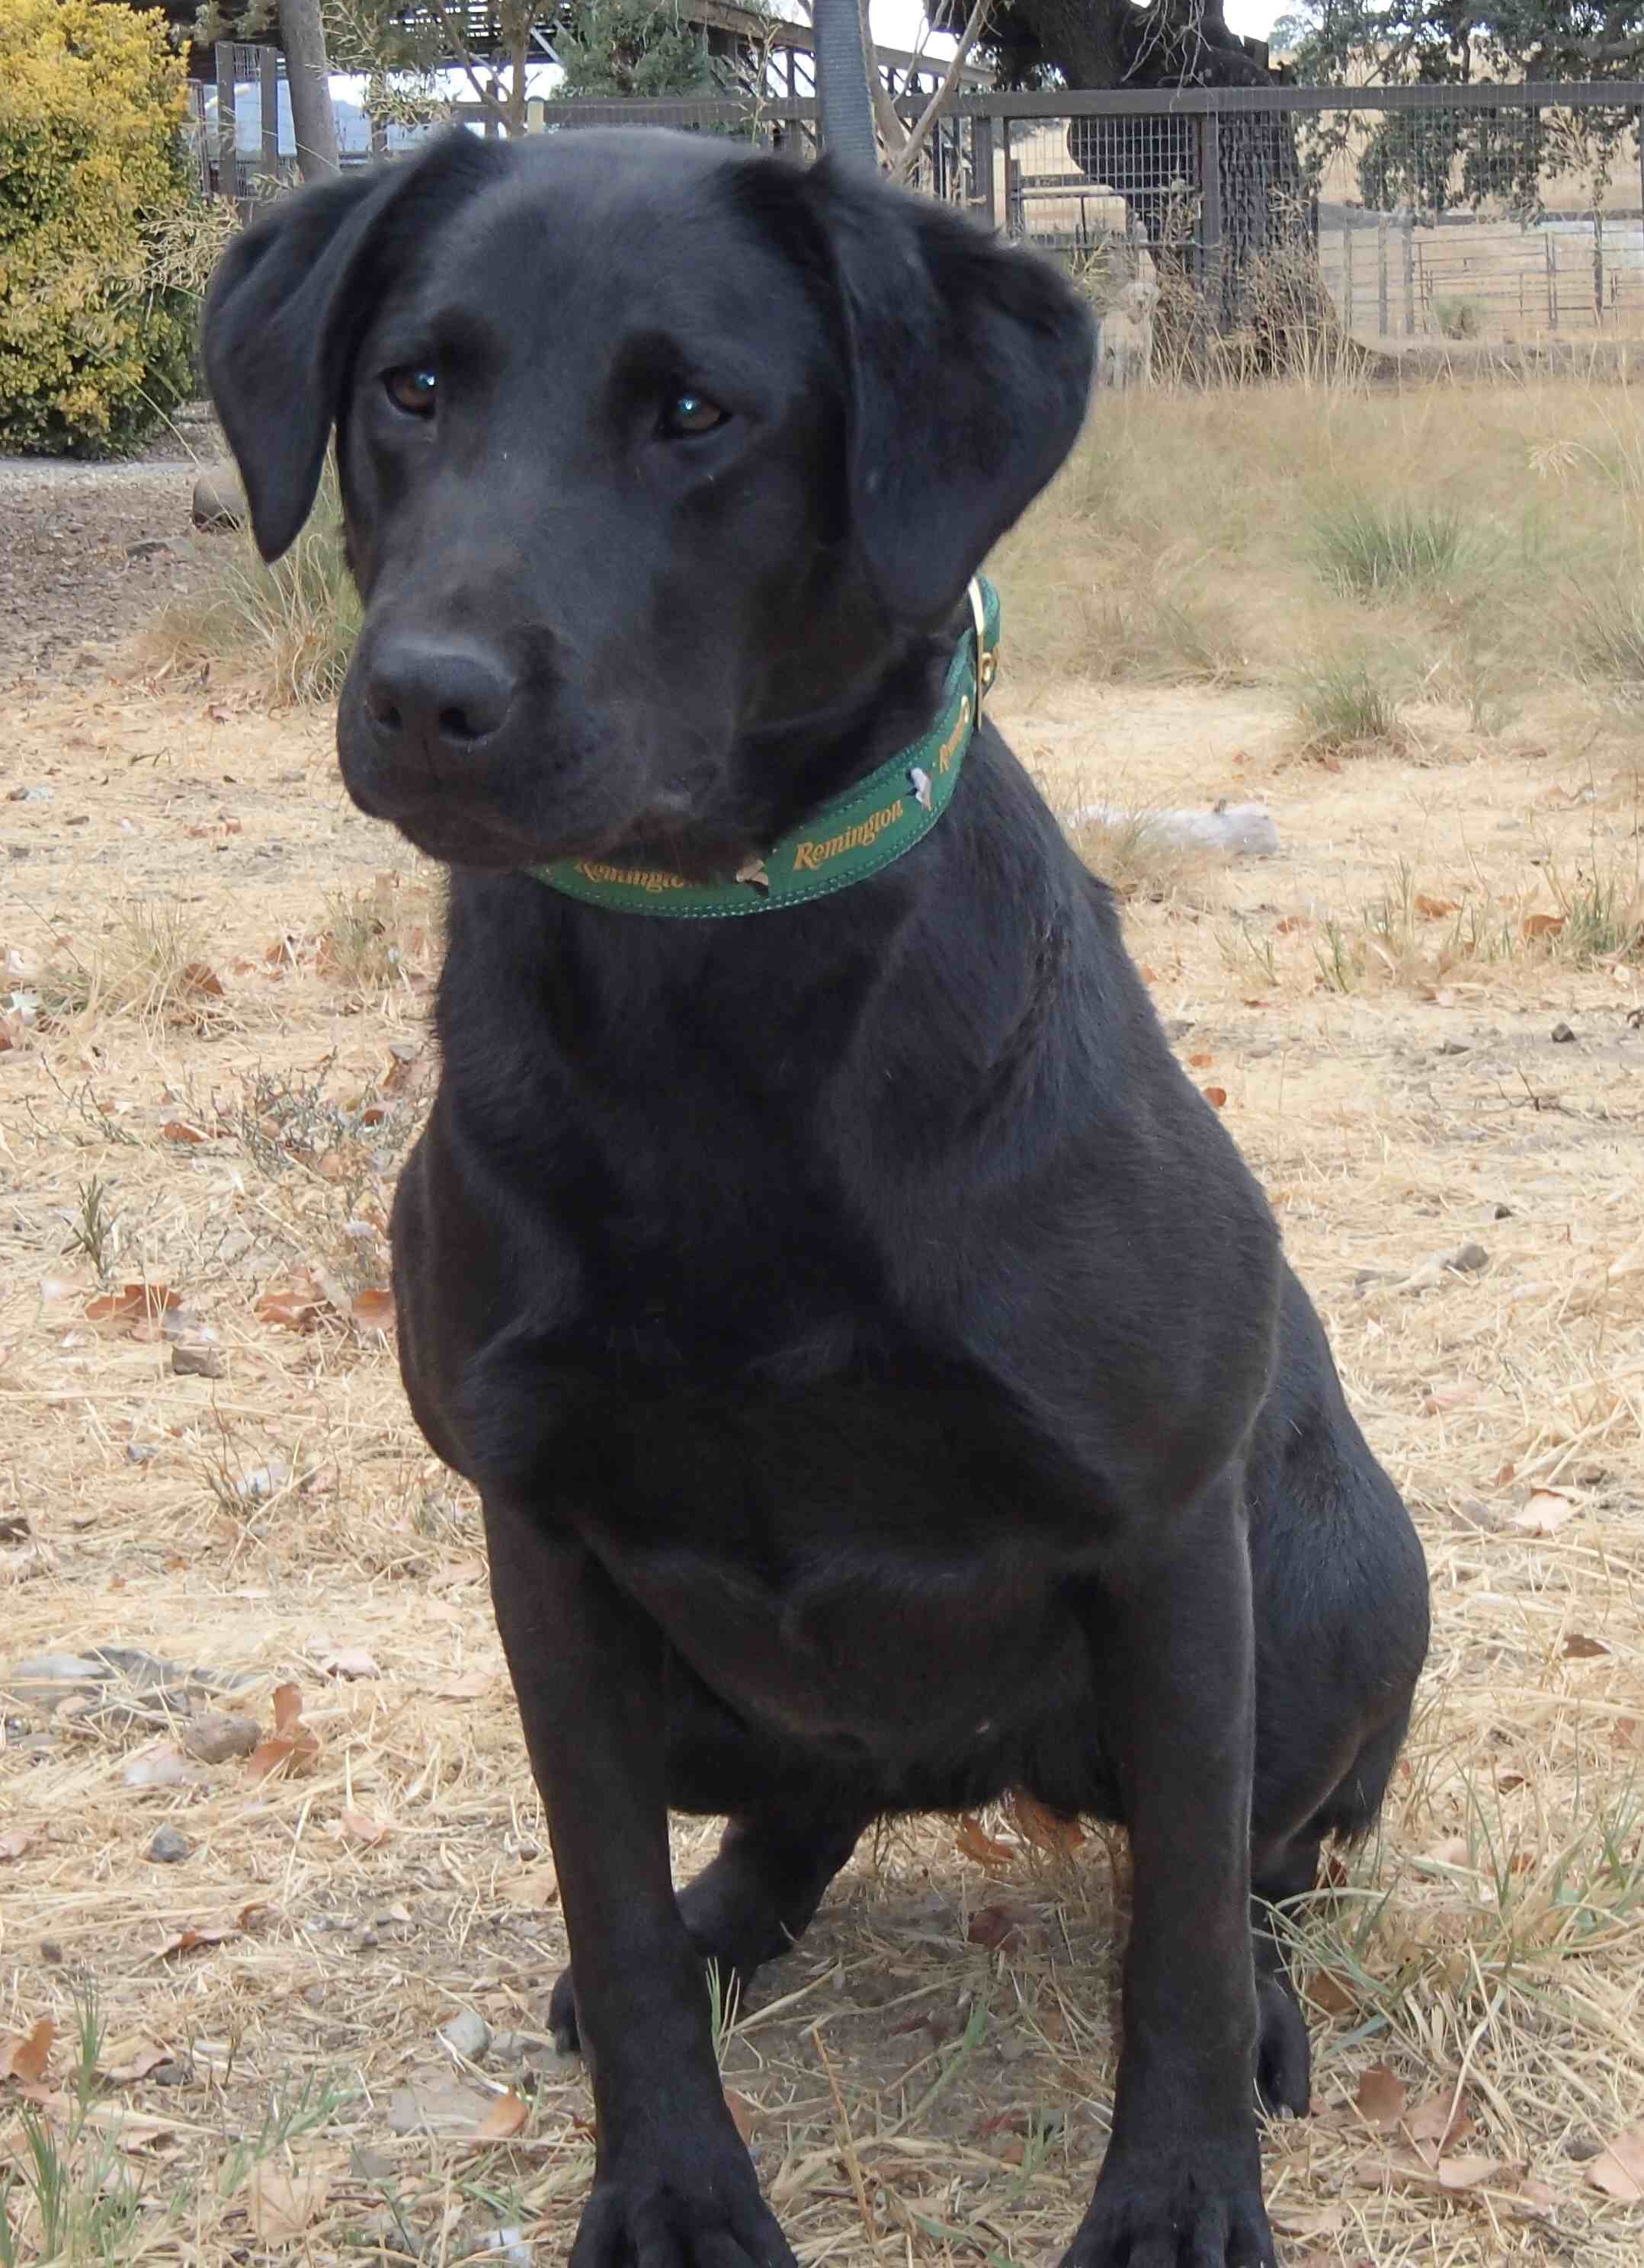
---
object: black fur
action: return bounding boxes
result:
[204,130,1429,2268]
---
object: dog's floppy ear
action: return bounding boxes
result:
[790,161,1095,627]
[203,135,498,562]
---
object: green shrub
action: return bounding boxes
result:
[0,0,197,454]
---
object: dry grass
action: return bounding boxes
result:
[993,370,1644,769]
[146,466,359,706]
[3,373,1644,2268]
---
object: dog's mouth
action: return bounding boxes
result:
[335,694,756,879]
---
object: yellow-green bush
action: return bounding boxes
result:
[0,0,197,453]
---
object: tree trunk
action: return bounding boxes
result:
[279,0,340,180]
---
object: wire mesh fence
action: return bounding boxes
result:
[200,65,1644,351]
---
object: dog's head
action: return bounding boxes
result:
[203,131,1092,873]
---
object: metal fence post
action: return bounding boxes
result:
[1376,216,1389,336]
[1402,213,1415,334]
[214,43,239,201]
[1593,206,1605,324]
[259,46,278,181]
[1200,110,1222,325]
[973,111,996,231]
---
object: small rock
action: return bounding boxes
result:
[438,2010,492,2063]
[387,2077,497,2135]
[125,1745,203,1792]
[146,2058,191,2085]
[14,1652,113,1685]
[191,467,248,531]
[1434,1038,1469,1056]
[1551,1020,1576,1043]
[89,1648,188,1691]
[488,2030,550,2065]
[6,784,52,805]
[303,1984,326,2008]
[1493,1202,1514,1219]
[235,1461,289,1501]
[148,1826,191,1864]
[1441,1242,1489,1275]
[125,538,171,562]
[171,1341,226,1379]
[181,1710,261,1764]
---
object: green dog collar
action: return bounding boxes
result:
[529,576,1000,918]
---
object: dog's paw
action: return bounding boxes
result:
[1061,2150,1276,2268]
[569,2145,795,2268]
[1255,1969,1312,2122]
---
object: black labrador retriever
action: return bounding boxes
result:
[204,129,1430,2268]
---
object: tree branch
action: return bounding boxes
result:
[425,0,512,128]
[892,0,989,183]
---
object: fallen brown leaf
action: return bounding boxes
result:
[1305,1972,1357,2019]
[155,1926,239,1959]
[954,1814,1014,1871]
[335,1809,393,1849]
[3,2019,54,2084]
[179,961,225,997]
[1203,1084,1229,1109]
[161,1119,207,1145]
[1562,1631,1610,1659]
[86,1281,177,1329]
[255,1270,333,1333]
[1354,2063,1407,2129]
[430,1670,492,1700]
[472,2090,530,2142]
[1403,2089,1474,2155]
[1010,1792,1085,1856]
[351,1285,395,1331]
[246,2164,328,2241]
[1521,911,1565,941]
[1415,893,1459,919]
[245,1682,319,1783]
[1354,2146,1523,2195]
[1587,2122,1644,2203]
[1508,1488,1578,1536]
[966,1902,1029,1951]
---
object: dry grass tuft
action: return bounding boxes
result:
[147,464,358,706]
[1293,656,1410,758]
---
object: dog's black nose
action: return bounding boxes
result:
[364,639,515,750]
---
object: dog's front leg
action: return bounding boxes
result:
[1068,1472,1277,2268]
[483,1494,795,2268]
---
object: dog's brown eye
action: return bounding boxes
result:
[385,366,437,418]
[662,392,726,439]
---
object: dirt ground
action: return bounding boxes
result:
[0,412,223,683]
[1,472,1642,2268]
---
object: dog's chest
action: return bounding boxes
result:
[554,1357,1095,1758]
